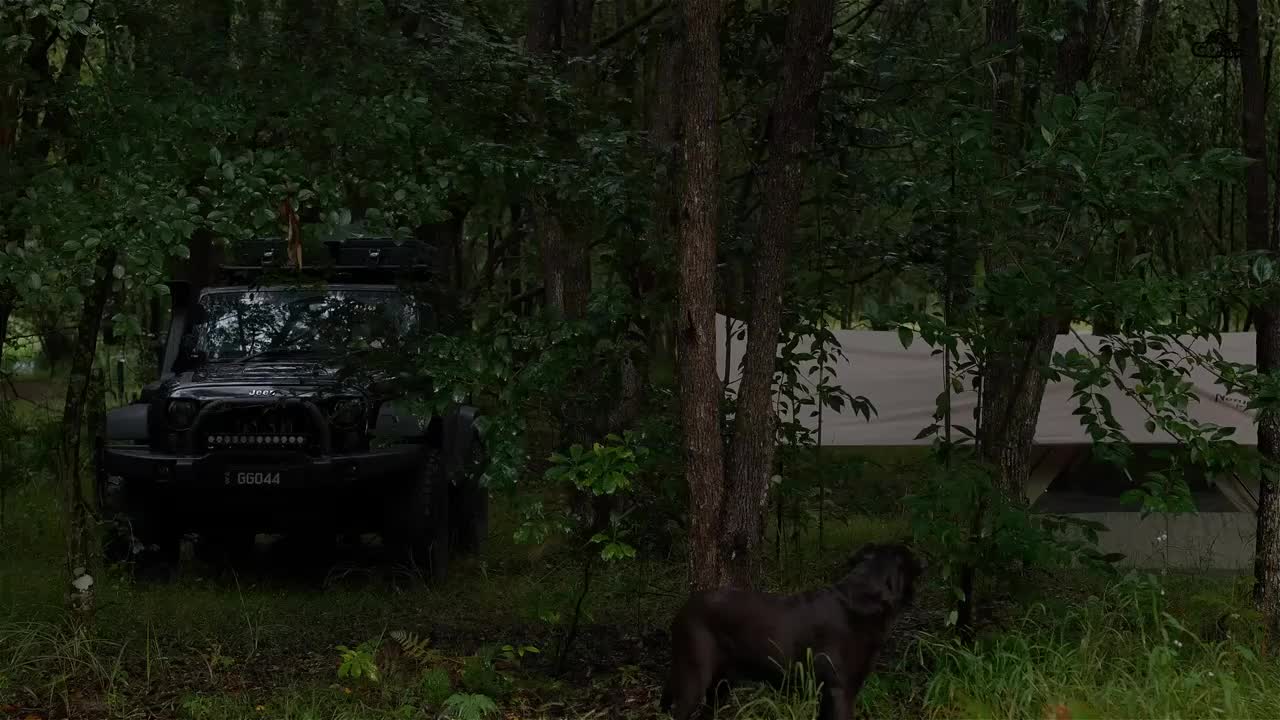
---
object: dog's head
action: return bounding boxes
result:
[839,542,925,618]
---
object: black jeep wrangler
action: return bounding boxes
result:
[97,236,487,581]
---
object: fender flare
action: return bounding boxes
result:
[441,404,480,486]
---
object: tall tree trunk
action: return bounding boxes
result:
[59,248,118,625]
[721,0,837,589]
[979,0,1098,501]
[638,20,684,382]
[1136,0,1162,69]
[1236,0,1280,641]
[528,0,565,54]
[987,0,1019,154]
[677,0,727,592]
[526,0,592,324]
[1054,0,1099,92]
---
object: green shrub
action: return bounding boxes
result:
[460,647,509,698]
[420,666,454,708]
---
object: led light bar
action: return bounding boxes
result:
[206,434,307,447]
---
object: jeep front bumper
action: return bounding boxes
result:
[100,444,429,532]
[101,444,424,490]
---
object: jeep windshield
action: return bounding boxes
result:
[195,287,417,362]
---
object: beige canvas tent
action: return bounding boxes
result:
[714,314,1261,570]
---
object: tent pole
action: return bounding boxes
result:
[817,191,827,554]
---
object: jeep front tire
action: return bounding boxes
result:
[385,448,450,582]
[97,446,179,572]
[450,433,489,555]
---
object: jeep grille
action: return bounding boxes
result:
[197,404,319,453]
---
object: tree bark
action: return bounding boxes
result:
[721,0,837,589]
[528,0,565,54]
[977,317,1060,502]
[59,248,118,625]
[677,0,727,592]
[1054,0,1099,93]
[987,0,1019,154]
[525,0,593,324]
[0,288,12,373]
[977,0,1099,502]
[1135,0,1162,68]
[1235,0,1280,640]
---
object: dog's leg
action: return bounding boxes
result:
[664,628,715,720]
[817,684,851,720]
[665,666,710,720]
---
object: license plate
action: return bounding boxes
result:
[223,468,293,487]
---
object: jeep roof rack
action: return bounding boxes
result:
[215,235,433,285]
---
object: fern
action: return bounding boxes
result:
[442,692,499,720]
[389,629,432,661]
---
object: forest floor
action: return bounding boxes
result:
[1,479,924,720]
[2,385,1280,719]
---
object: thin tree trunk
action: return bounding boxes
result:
[677,0,727,592]
[979,0,1098,501]
[60,248,118,625]
[721,0,837,589]
[0,288,12,372]
[1236,0,1280,642]
[977,318,1060,501]
[960,0,1097,633]
[526,0,592,325]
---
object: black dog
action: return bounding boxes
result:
[659,542,923,720]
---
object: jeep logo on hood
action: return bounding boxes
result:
[248,389,282,397]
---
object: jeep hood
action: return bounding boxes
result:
[162,361,374,400]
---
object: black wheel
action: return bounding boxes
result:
[97,462,179,577]
[98,469,135,565]
[451,433,489,555]
[385,448,450,582]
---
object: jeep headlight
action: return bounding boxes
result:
[331,398,365,427]
[166,399,198,430]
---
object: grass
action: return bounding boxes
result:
[918,573,1280,719]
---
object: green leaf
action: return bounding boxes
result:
[209,147,222,166]
[112,265,126,279]
[1253,257,1275,284]
[897,326,913,349]
[27,272,40,290]
[1041,126,1055,145]
[72,4,91,22]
